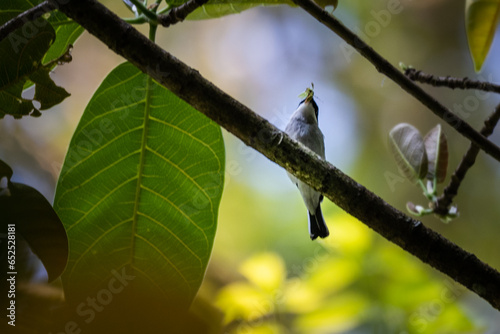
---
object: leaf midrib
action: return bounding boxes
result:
[130,76,154,270]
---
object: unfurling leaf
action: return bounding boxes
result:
[424,124,448,183]
[465,0,500,72]
[389,123,428,183]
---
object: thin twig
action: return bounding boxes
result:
[0,1,56,42]
[291,0,500,163]
[434,104,500,215]
[49,0,500,311]
[158,0,208,27]
[405,68,500,94]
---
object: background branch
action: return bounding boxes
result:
[291,0,500,163]
[405,68,500,93]
[434,104,500,215]
[0,1,56,42]
[49,0,500,310]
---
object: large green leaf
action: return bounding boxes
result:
[465,0,500,72]
[54,63,225,311]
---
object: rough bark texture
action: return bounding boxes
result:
[48,0,500,310]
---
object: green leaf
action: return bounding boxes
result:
[43,10,83,64]
[423,124,448,184]
[30,67,71,109]
[465,0,500,72]
[54,62,225,309]
[0,0,83,63]
[388,123,428,183]
[0,17,72,118]
[165,0,337,20]
[0,160,68,282]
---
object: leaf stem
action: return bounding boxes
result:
[128,0,158,22]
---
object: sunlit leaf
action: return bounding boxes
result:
[239,252,285,292]
[0,160,68,282]
[284,278,323,313]
[465,0,500,72]
[423,124,448,183]
[388,123,428,183]
[294,292,368,333]
[215,282,270,323]
[325,212,372,255]
[54,62,225,309]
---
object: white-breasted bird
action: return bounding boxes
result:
[285,88,329,240]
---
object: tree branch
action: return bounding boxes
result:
[434,104,500,215]
[49,0,500,311]
[0,1,56,42]
[291,0,500,164]
[405,68,500,94]
[158,0,209,27]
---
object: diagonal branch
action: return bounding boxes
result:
[0,1,56,42]
[434,104,500,215]
[49,0,500,311]
[405,68,500,94]
[291,0,500,164]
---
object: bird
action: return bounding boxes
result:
[285,88,329,240]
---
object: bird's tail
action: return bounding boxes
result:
[308,205,329,240]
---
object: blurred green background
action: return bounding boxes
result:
[1,0,500,332]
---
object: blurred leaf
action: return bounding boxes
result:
[0,160,13,180]
[54,62,225,308]
[239,252,285,292]
[0,160,68,282]
[388,123,428,183]
[326,212,372,256]
[294,292,368,333]
[423,124,448,183]
[465,0,500,72]
[307,257,361,294]
[284,278,323,313]
[216,282,270,323]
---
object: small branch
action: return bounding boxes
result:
[0,1,56,42]
[405,68,500,94]
[49,0,500,311]
[291,0,500,164]
[158,0,208,27]
[434,104,500,215]
[127,0,158,22]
